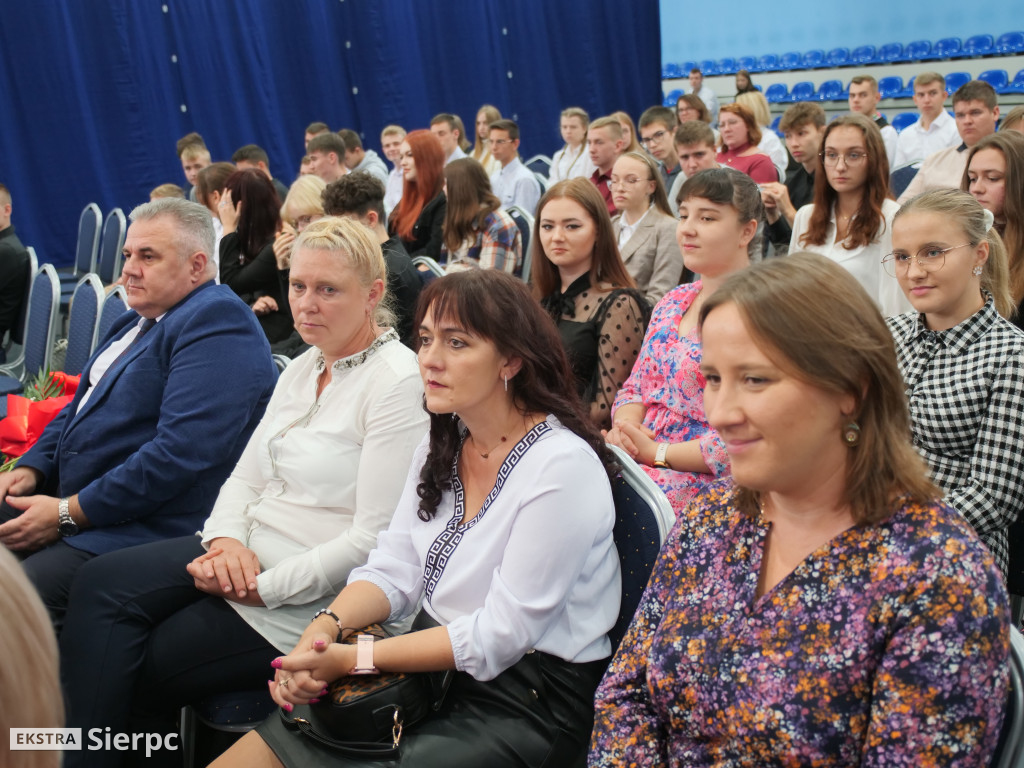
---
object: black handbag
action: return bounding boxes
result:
[279,617,451,759]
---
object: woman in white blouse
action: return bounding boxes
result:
[790,114,911,317]
[549,106,596,183]
[58,218,428,761]
[215,270,622,767]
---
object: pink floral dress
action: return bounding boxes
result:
[612,282,729,512]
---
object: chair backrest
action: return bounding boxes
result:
[661,63,682,79]
[20,265,61,382]
[524,154,552,177]
[790,81,815,102]
[764,83,789,103]
[93,285,130,350]
[817,80,843,102]
[890,163,921,199]
[663,89,684,107]
[780,51,801,70]
[699,59,718,76]
[410,256,446,284]
[851,45,877,64]
[934,36,962,58]
[1012,69,1024,92]
[964,34,995,56]
[717,57,737,74]
[505,206,534,282]
[878,76,904,99]
[944,71,972,95]
[997,31,1024,54]
[802,49,824,69]
[96,208,127,285]
[905,39,933,61]
[606,445,675,652]
[0,246,39,375]
[827,47,850,67]
[757,53,778,72]
[892,112,919,133]
[63,274,104,376]
[979,69,1010,93]
[271,354,291,374]
[532,172,548,196]
[737,56,757,72]
[74,203,102,276]
[991,627,1024,768]
[878,42,903,62]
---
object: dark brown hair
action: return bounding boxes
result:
[530,178,636,300]
[413,270,617,519]
[698,251,938,525]
[195,162,235,212]
[443,158,502,253]
[223,168,281,260]
[799,114,890,251]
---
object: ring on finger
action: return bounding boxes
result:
[279,677,291,688]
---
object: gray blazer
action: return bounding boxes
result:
[612,210,684,307]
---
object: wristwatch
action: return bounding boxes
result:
[351,634,380,675]
[57,498,80,537]
[653,443,671,469]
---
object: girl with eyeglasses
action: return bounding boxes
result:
[790,114,910,316]
[715,103,777,185]
[610,151,684,306]
[886,188,1024,582]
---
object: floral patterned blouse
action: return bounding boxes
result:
[589,480,1010,768]
[612,282,730,512]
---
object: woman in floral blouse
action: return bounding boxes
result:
[590,252,1010,767]
[605,168,761,513]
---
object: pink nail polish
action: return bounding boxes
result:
[310,698,320,704]
[270,658,282,669]
[313,639,326,648]
[283,702,293,712]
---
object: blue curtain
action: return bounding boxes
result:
[0,1,660,268]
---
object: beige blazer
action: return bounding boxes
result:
[612,209,684,307]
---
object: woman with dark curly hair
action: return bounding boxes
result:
[214,269,622,768]
[219,168,291,342]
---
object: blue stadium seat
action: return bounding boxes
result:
[790,81,815,102]
[699,59,718,76]
[896,76,916,99]
[802,49,825,69]
[826,47,850,67]
[1010,69,1024,94]
[877,76,903,99]
[780,51,802,70]
[878,42,903,62]
[996,31,1024,54]
[770,115,782,136]
[903,40,933,61]
[892,112,919,132]
[717,57,738,74]
[663,89,683,107]
[933,37,962,59]
[816,80,844,102]
[661,63,683,79]
[737,56,757,72]
[944,71,972,94]
[758,53,779,71]
[681,61,698,75]
[963,34,995,57]
[851,45,876,64]
[979,69,1010,93]
[764,83,789,103]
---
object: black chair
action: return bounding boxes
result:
[58,203,102,304]
[93,285,130,350]
[62,274,104,376]
[180,690,278,768]
[524,154,552,177]
[606,445,674,652]
[991,627,1024,768]
[890,163,921,199]
[0,245,38,377]
[0,264,61,399]
[96,208,127,285]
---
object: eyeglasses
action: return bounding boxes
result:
[820,150,867,166]
[639,130,668,146]
[881,243,972,277]
[609,175,653,187]
[490,139,515,146]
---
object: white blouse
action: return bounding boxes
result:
[549,143,596,183]
[200,331,429,651]
[349,416,621,681]
[790,198,911,318]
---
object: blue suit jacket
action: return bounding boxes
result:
[19,280,278,555]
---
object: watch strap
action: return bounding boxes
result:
[653,442,670,469]
[351,634,379,675]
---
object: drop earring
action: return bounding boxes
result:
[843,422,861,447]
[504,374,508,392]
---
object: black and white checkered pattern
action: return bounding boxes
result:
[422,421,552,600]
[888,300,1024,577]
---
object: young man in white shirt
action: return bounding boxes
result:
[687,69,720,126]
[848,75,897,169]
[898,80,1000,204]
[488,119,541,214]
[430,113,468,165]
[893,72,960,168]
[380,124,406,216]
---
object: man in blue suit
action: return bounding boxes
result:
[0,197,277,625]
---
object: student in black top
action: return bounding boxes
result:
[0,183,30,360]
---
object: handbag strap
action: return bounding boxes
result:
[280,709,402,759]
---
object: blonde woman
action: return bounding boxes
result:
[0,546,62,768]
[612,110,643,154]
[550,107,596,183]
[471,104,502,176]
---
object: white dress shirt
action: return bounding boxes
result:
[350,417,621,681]
[549,144,596,183]
[445,146,467,165]
[894,110,960,168]
[490,157,542,213]
[384,166,403,216]
[791,199,911,317]
[201,332,428,651]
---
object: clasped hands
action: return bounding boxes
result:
[267,618,357,711]
[186,537,265,606]
[603,421,658,466]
